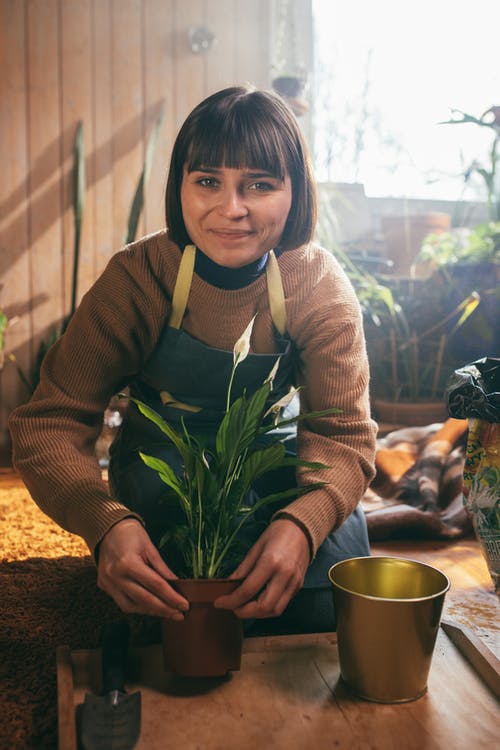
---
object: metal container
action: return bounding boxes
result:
[328,556,450,703]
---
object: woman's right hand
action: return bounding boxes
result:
[97,518,189,619]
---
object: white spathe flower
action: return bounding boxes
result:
[264,386,300,421]
[265,358,280,389]
[233,314,257,365]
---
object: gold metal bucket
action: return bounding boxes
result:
[328,556,450,703]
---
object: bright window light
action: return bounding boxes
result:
[312,0,500,200]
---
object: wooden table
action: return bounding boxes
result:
[57,626,499,750]
[2,469,497,748]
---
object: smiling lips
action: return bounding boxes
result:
[210,228,253,240]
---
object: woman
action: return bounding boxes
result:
[9,85,377,634]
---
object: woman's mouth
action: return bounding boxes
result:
[210,229,253,240]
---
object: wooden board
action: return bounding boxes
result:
[57,628,499,750]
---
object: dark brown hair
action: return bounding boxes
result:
[165,85,317,251]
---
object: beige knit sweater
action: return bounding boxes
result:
[9,231,377,557]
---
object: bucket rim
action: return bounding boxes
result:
[328,555,451,602]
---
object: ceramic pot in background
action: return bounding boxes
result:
[162,579,243,677]
[373,398,447,428]
[381,213,451,276]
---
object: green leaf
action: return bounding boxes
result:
[240,443,287,486]
[159,524,190,550]
[125,395,185,453]
[216,381,271,470]
[138,452,182,490]
[450,292,481,332]
[440,111,496,130]
[0,310,7,356]
[138,452,192,518]
[259,405,341,435]
[70,120,86,320]
[125,109,164,244]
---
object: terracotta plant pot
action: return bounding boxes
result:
[381,213,451,275]
[161,579,243,677]
[374,399,447,427]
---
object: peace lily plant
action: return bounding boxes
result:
[125,317,338,579]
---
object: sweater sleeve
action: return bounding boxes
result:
[8,236,172,554]
[273,245,377,556]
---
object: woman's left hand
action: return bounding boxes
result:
[214,518,310,618]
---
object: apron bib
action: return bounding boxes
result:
[109,245,369,593]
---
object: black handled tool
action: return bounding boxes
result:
[80,621,141,750]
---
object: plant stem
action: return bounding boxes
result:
[226,356,239,412]
[207,520,222,578]
[196,481,203,577]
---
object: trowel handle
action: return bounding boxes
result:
[101,621,130,694]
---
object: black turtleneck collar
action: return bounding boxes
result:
[192,247,270,290]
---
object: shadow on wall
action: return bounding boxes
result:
[0,100,164,278]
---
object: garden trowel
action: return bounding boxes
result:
[80,621,141,750]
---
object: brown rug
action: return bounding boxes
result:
[0,479,159,750]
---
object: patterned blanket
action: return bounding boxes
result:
[363,418,472,540]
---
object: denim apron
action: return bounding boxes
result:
[109,245,370,632]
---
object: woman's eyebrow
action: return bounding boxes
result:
[190,166,221,174]
[245,170,281,179]
[190,166,280,179]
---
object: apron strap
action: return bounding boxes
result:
[169,244,196,329]
[169,244,287,335]
[266,249,287,336]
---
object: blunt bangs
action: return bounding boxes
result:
[184,108,289,181]
[166,86,316,251]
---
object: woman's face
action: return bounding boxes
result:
[180,165,292,268]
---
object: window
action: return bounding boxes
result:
[312,0,500,200]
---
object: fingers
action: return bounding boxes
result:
[215,519,310,619]
[232,572,300,620]
[97,518,189,619]
[104,578,187,620]
[225,553,302,618]
[100,556,186,619]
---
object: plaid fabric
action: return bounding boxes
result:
[363,419,472,540]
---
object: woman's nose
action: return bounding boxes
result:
[217,188,248,218]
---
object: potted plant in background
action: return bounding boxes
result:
[441,106,500,221]
[316,187,496,428]
[124,318,337,677]
[362,271,480,426]
[418,221,500,364]
[379,211,452,276]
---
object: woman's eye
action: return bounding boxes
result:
[249,181,275,192]
[197,177,218,188]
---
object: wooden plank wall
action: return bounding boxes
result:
[0,0,274,456]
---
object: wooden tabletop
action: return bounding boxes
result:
[58,627,499,750]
